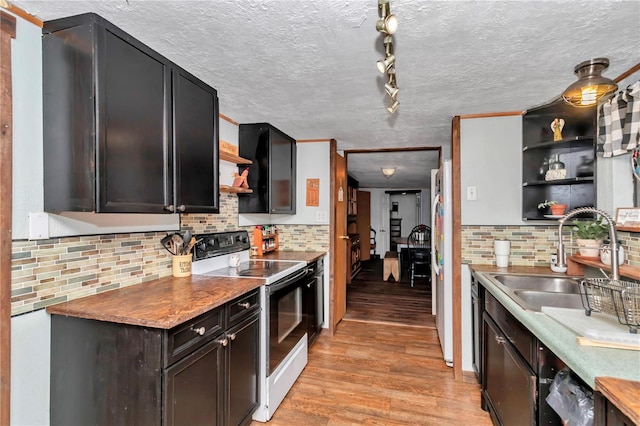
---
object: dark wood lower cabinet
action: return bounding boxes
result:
[227,314,260,426]
[50,290,260,426]
[164,338,224,426]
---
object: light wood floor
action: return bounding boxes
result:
[253,320,492,425]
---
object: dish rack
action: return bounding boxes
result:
[580,278,640,333]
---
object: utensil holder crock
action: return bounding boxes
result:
[172,254,192,277]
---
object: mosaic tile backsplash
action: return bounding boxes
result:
[462,226,639,268]
[12,194,330,316]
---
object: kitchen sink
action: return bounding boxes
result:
[491,274,581,293]
[511,290,584,312]
[485,273,584,312]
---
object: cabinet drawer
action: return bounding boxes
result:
[166,307,224,366]
[485,292,535,369]
[228,289,260,326]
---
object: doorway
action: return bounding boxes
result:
[338,147,440,328]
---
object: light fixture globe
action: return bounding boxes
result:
[381,167,396,177]
[562,58,617,107]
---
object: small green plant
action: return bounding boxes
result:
[571,217,609,240]
[537,200,558,209]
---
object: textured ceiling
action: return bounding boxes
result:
[13,0,640,189]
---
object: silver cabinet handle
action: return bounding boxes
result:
[191,326,206,336]
[495,336,507,344]
[178,205,186,212]
[238,302,251,309]
[307,283,312,288]
[227,333,236,341]
[165,204,175,213]
[215,337,228,347]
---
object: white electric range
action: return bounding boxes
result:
[192,230,310,422]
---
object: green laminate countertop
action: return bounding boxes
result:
[470,265,640,388]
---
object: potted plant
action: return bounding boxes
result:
[537,200,567,216]
[571,217,609,258]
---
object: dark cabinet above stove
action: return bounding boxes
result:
[42,13,219,214]
[238,123,296,214]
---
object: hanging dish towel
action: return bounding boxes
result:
[597,80,640,157]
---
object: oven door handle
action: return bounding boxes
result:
[267,268,309,292]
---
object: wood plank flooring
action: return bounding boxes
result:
[345,259,435,328]
[254,320,492,425]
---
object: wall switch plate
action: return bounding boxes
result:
[28,212,50,240]
[466,186,477,201]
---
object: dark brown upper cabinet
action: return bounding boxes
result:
[238,123,296,214]
[42,13,219,214]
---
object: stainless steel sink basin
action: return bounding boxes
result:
[485,273,584,312]
[511,290,584,312]
[491,274,580,293]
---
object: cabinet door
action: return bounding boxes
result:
[227,313,260,426]
[483,315,536,426]
[173,69,219,213]
[98,27,172,212]
[163,338,224,426]
[269,127,296,213]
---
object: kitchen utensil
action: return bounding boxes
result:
[160,234,174,254]
[185,237,197,255]
[182,230,192,254]
[171,233,184,256]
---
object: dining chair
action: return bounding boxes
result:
[407,224,431,287]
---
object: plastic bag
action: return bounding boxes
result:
[546,368,594,426]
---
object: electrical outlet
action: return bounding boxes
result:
[466,186,477,201]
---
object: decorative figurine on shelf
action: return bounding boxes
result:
[551,118,565,141]
[232,168,249,188]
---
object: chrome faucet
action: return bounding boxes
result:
[556,207,619,281]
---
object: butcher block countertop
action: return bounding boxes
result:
[257,251,325,263]
[46,274,263,329]
[596,377,640,424]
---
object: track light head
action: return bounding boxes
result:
[376,14,398,34]
[377,55,395,73]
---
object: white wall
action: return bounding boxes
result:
[460,115,525,226]
[11,310,50,426]
[239,141,331,226]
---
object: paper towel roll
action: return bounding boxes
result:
[494,239,511,256]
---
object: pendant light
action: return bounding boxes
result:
[562,58,617,108]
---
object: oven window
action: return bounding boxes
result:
[277,286,302,343]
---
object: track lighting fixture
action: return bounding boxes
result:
[377,54,395,74]
[376,14,398,35]
[387,99,399,114]
[385,73,398,99]
[376,0,399,113]
[562,58,617,107]
[385,82,399,100]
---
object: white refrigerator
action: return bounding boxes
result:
[431,160,453,367]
